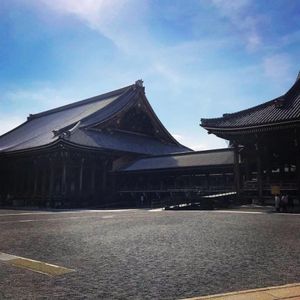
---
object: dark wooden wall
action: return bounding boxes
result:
[0,146,113,208]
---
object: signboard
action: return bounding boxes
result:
[271,185,280,195]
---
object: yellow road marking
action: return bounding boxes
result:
[0,252,74,276]
[9,258,74,276]
[181,283,300,300]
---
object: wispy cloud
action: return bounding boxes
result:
[38,0,149,52]
[5,88,66,107]
[2,86,76,113]
[263,54,292,82]
[210,0,263,51]
[280,30,300,48]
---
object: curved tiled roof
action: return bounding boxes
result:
[68,128,188,155]
[201,76,300,131]
[118,148,233,172]
[0,85,133,152]
[0,81,189,155]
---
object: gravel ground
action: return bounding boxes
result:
[0,209,300,299]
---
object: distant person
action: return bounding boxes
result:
[140,194,144,207]
[274,194,280,212]
[281,194,288,212]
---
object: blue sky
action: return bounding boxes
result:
[0,0,300,150]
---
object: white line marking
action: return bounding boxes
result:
[0,215,111,224]
[149,208,164,212]
[0,253,18,261]
[102,215,114,219]
[213,210,265,215]
[0,209,135,217]
[213,210,300,215]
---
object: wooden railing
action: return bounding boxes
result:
[118,185,235,194]
[243,180,298,191]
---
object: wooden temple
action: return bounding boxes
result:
[4,72,294,209]
[0,80,191,208]
[201,74,300,204]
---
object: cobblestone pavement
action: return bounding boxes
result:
[0,209,300,300]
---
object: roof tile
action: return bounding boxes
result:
[201,78,300,130]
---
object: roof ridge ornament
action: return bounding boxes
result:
[52,121,81,138]
[297,71,300,82]
[135,79,144,87]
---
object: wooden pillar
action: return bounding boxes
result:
[256,149,263,202]
[102,160,108,192]
[33,159,38,197]
[244,156,250,181]
[296,155,300,199]
[79,157,84,194]
[41,163,47,205]
[19,161,25,198]
[110,170,116,196]
[233,144,241,201]
[62,159,66,195]
[13,161,18,196]
[91,163,96,193]
[222,173,226,189]
[295,131,300,199]
[48,157,54,207]
[266,154,271,185]
[206,173,210,190]
[160,175,164,190]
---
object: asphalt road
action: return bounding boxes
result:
[0,209,300,300]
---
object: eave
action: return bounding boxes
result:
[114,164,234,174]
[0,139,139,158]
[201,118,300,136]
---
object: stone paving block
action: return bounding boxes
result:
[267,286,300,299]
[218,292,274,300]
[184,291,276,300]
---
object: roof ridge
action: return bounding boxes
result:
[201,75,300,126]
[202,96,282,125]
[27,84,134,121]
[79,88,137,128]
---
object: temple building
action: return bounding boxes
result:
[0,81,190,208]
[4,72,296,209]
[201,74,300,203]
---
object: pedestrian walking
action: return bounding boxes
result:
[140,194,144,207]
